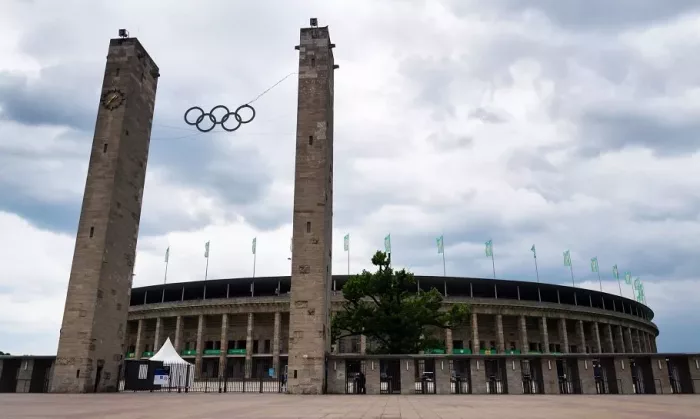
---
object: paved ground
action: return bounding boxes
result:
[1,394,699,418]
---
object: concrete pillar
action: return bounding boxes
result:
[134,319,144,358]
[153,317,162,353]
[445,328,453,354]
[651,335,657,353]
[365,360,381,395]
[577,358,596,394]
[327,359,346,394]
[614,356,633,394]
[592,322,602,354]
[540,316,549,353]
[625,327,634,353]
[496,314,505,353]
[174,315,183,352]
[518,315,529,353]
[615,325,626,353]
[644,333,652,353]
[219,313,228,378]
[360,335,367,354]
[435,358,451,394]
[650,356,672,394]
[540,357,559,394]
[605,323,615,353]
[469,358,487,394]
[559,318,569,353]
[195,314,205,378]
[400,359,415,395]
[505,358,523,394]
[245,312,254,378]
[273,312,281,375]
[471,312,480,353]
[633,329,641,353]
[577,320,586,353]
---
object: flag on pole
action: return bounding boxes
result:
[204,241,210,258]
[252,237,257,255]
[344,234,350,251]
[624,271,631,284]
[384,234,391,253]
[165,247,170,263]
[485,240,493,257]
[563,250,571,266]
[436,235,444,254]
[530,244,537,258]
[613,265,619,279]
[633,277,641,290]
[590,257,599,273]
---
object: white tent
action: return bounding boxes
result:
[150,338,194,388]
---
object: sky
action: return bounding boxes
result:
[1,0,699,355]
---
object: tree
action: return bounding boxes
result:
[331,251,470,354]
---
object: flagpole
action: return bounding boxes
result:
[347,246,350,276]
[617,276,622,296]
[491,253,496,279]
[597,269,602,292]
[569,261,575,287]
[442,248,446,277]
[164,259,169,284]
[534,254,540,283]
[253,251,257,278]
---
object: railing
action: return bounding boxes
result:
[414,377,436,394]
[522,377,541,394]
[486,378,504,394]
[345,374,366,394]
[557,378,582,394]
[451,376,470,394]
[380,376,393,395]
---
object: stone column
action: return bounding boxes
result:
[496,314,505,353]
[360,335,367,354]
[505,358,524,394]
[632,329,641,353]
[245,312,254,378]
[615,325,626,353]
[540,316,549,353]
[559,318,569,353]
[650,356,672,394]
[134,319,144,358]
[644,332,651,353]
[195,314,205,378]
[174,315,183,352]
[651,335,658,353]
[592,322,602,354]
[577,320,586,353]
[400,358,415,395]
[605,323,615,353]
[471,312,480,353]
[445,328,453,354]
[219,314,229,378]
[518,315,529,353]
[272,312,281,375]
[625,327,634,353]
[153,317,162,353]
[469,358,487,394]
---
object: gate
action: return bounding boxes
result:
[345,360,366,394]
[379,359,401,394]
[414,359,436,394]
[521,359,543,394]
[484,359,505,394]
[451,359,471,394]
[556,359,582,394]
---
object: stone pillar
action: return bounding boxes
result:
[471,312,480,353]
[650,356,672,394]
[505,358,523,394]
[134,319,144,358]
[592,322,602,354]
[577,358,596,394]
[605,323,615,353]
[445,328,453,354]
[327,359,346,394]
[469,358,487,394]
[272,312,281,375]
[651,335,657,353]
[615,325,626,353]
[632,329,641,353]
[540,316,549,353]
[496,314,505,353]
[400,359,415,395]
[559,318,569,353]
[219,314,229,378]
[540,357,559,394]
[614,356,633,394]
[174,316,183,352]
[644,333,651,353]
[245,312,254,378]
[435,358,451,394]
[625,327,634,353]
[195,315,205,378]
[365,360,381,395]
[518,315,529,353]
[153,317,162,353]
[577,320,586,353]
[360,335,367,354]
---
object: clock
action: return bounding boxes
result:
[101,88,125,110]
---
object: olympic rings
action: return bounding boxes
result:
[184,104,256,133]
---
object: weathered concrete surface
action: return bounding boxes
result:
[2,394,700,418]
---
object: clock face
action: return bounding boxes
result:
[101,89,125,110]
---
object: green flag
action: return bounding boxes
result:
[384,234,391,253]
[590,257,599,273]
[204,241,210,258]
[485,240,493,257]
[344,234,350,252]
[612,264,619,279]
[436,235,444,254]
[633,277,641,290]
[252,237,257,255]
[563,250,571,267]
[624,271,631,285]
[530,244,536,258]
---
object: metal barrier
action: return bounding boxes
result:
[414,377,436,394]
[346,373,366,394]
[486,378,504,394]
[669,378,682,394]
[558,378,582,394]
[451,376,470,394]
[522,377,541,394]
[380,376,393,394]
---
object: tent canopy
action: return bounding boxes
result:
[149,338,191,365]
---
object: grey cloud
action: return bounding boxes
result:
[506,150,558,173]
[426,132,473,150]
[468,107,509,124]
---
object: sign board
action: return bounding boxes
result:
[268,368,275,378]
[153,367,170,385]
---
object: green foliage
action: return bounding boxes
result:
[331,251,470,354]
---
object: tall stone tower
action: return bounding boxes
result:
[51,35,159,393]
[287,19,337,394]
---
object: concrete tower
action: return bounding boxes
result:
[287,19,338,394]
[51,35,159,393]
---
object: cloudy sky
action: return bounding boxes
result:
[1,0,699,355]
